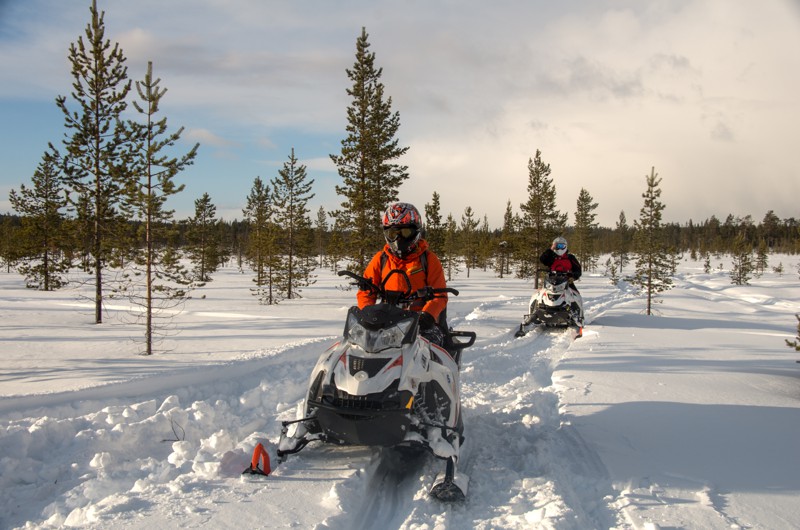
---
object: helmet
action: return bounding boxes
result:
[382,202,423,258]
[553,236,568,256]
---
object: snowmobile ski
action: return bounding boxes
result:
[429,457,468,502]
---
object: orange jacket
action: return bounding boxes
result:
[357,240,447,321]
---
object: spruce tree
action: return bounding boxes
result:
[117,61,198,355]
[271,148,316,299]
[518,149,566,285]
[54,0,131,323]
[186,193,222,282]
[632,167,674,315]
[9,151,72,290]
[330,27,409,270]
[573,187,599,272]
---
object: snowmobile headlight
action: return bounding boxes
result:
[345,313,368,345]
[345,314,415,353]
[368,317,414,352]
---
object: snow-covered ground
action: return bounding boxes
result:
[2,257,799,529]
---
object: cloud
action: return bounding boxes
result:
[184,128,235,148]
[710,121,734,142]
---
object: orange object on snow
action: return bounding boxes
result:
[243,442,271,476]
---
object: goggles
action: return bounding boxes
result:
[384,226,417,242]
[555,243,567,250]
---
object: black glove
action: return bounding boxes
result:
[419,312,436,330]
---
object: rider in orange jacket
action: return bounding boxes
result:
[358,202,448,346]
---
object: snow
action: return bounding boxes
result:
[2,257,799,529]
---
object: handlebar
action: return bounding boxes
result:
[338,269,458,305]
[538,268,573,278]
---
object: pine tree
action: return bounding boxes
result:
[314,206,328,268]
[460,206,480,278]
[271,148,316,299]
[611,211,630,276]
[632,167,674,315]
[497,200,516,278]
[754,240,769,277]
[330,27,409,271]
[729,230,754,285]
[441,214,461,281]
[573,187,599,272]
[476,215,493,272]
[760,210,781,249]
[186,193,222,282]
[424,191,444,252]
[325,216,348,272]
[788,315,800,351]
[117,61,198,355]
[243,177,280,304]
[54,0,131,323]
[518,149,566,285]
[9,151,72,290]
[1,216,25,272]
[605,257,619,285]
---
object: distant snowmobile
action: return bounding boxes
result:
[272,269,476,502]
[515,270,584,338]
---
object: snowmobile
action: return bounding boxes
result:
[514,270,584,338]
[275,269,476,502]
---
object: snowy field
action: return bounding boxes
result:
[1,256,799,529]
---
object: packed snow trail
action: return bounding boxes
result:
[1,271,635,529]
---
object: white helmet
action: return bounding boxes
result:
[553,236,568,256]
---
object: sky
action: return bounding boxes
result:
[1,0,799,228]
[2,257,800,528]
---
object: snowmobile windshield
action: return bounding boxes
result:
[345,312,416,353]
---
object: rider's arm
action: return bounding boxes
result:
[357,251,383,309]
[421,252,448,321]
[569,255,582,280]
[540,249,556,267]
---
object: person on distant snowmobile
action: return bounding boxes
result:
[540,236,582,292]
[358,202,448,347]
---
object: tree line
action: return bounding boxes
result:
[2,2,799,354]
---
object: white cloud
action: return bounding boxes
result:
[184,128,236,148]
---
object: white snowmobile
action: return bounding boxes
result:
[276,269,476,502]
[515,270,584,338]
